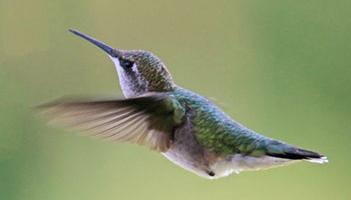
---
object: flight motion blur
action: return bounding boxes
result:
[39,29,327,179]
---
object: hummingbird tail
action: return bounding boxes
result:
[265,143,328,164]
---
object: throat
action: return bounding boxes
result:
[119,77,149,98]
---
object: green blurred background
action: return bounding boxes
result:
[1,0,350,199]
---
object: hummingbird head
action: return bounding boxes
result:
[69,29,175,98]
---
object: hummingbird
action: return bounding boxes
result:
[39,29,328,179]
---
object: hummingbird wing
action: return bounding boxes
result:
[37,93,185,152]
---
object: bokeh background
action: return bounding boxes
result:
[1,0,350,200]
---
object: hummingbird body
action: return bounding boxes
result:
[160,87,315,178]
[39,29,327,179]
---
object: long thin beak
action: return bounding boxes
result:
[68,29,120,57]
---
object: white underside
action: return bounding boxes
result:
[209,155,292,179]
[163,153,327,179]
[210,155,328,179]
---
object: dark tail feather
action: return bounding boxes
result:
[266,144,328,164]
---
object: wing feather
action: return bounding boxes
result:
[37,93,184,152]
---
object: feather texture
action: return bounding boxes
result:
[37,93,185,152]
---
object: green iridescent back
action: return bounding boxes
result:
[172,87,270,156]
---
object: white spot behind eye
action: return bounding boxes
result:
[109,56,136,73]
[131,63,138,73]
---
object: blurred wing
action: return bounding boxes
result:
[37,93,185,152]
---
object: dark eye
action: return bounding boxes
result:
[119,58,134,69]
